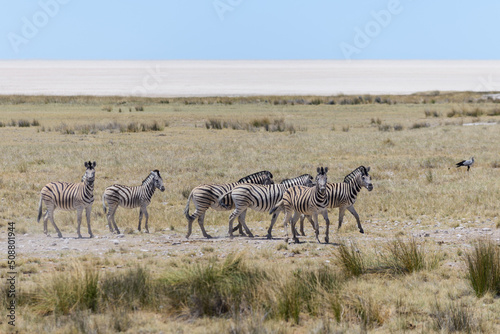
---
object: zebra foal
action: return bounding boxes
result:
[184,171,274,239]
[37,161,96,238]
[102,170,165,234]
[270,167,329,243]
[218,174,314,238]
[298,166,373,243]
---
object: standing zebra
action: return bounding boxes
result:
[37,161,96,238]
[102,170,165,234]
[184,171,274,239]
[270,167,329,243]
[298,166,373,243]
[218,174,314,238]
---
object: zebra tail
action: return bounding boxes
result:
[102,193,107,214]
[183,192,193,220]
[37,195,43,223]
[217,190,232,209]
[269,200,283,215]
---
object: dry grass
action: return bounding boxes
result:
[1,92,500,333]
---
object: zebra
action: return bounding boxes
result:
[217,174,314,238]
[184,171,274,239]
[269,167,329,243]
[37,161,96,238]
[297,166,373,243]
[102,170,165,234]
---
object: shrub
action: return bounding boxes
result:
[464,239,500,297]
[31,119,40,126]
[432,300,483,333]
[160,254,265,317]
[410,122,430,129]
[135,105,144,111]
[17,119,31,127]
[35,264,99,315]
[101,267,152,310]
[382,237,425,274]
[378,124,392,132]
[334,238,365,277]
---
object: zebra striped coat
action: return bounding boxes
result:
[184,171,274,239]
[37,161,96,238]
[270,167,329,243]
[102,170,165,234]
[217,174,314,238]
[299,166,373,243]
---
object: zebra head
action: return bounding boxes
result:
[315,167,328,194]
[152,170,166,192]
[361,166,373,192]
[83,161,96,182]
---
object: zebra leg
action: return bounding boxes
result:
[320,210,330,243]
[290,211,301,244]
[282,211,291,242]
[197,213,212,239]
[311,213,321,243]
[138,208,143,231]
[43,209,50,235]
[347,205,364,234]
[76,208,83,238]
[299,214,306,236]
[48,209,63,238]
[238,210,253,237]
[338,207,347,231]
[227,208,245,238]
[106,204,120,233]
[143,207,150,233]
[85,206,93,238]
[266,207,282,239]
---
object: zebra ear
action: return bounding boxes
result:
[317,167,321,173]
[92,161,96,168]
[324,167,329,173]
[366,166,370,172]
[84,161,89,168]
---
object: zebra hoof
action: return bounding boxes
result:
[325,237,329,244]
[266,234,273,239]
[205,234,213,239]
[359,229,364,234]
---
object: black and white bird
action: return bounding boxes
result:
[456,157,474,171]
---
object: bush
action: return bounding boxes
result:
[410,122,430,129]
[381,237,426,274]
[432,300,483,333]
[17,119,31,127]
[334,238,365,277]
[160,254,265,317]
[464,239,500,297]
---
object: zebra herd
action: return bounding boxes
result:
[37,161,373,243]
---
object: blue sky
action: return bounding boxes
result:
[1,0,499,60]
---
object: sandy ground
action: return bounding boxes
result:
[15,218,500,265]
[2,60,500,97]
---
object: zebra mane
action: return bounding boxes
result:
[280,174,312,185]
[142,171,157,185]
[237,170,273,183]
[343,166,368,183]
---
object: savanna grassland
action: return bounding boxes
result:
[1,92,500,333]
